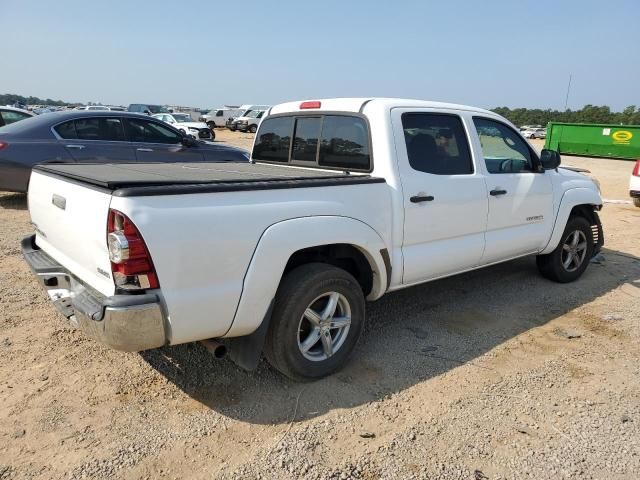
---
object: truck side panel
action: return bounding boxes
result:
[110,182,392,345]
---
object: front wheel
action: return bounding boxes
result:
[536,216,594,283]
[264,263,365,381]
[249,124,258,134]
[634,198,640,208]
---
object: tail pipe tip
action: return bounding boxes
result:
[201,339,228,359]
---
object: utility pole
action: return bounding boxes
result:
[564,74,572,110]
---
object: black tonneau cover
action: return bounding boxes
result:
[34,162,385,197]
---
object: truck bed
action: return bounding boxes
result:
[34,162,385,197]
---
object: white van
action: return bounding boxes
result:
[200,107,243,128]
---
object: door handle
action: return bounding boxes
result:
[490,189,507,196]
[410,195,434,203]
[136,148,153,152]
[65,144,85,150]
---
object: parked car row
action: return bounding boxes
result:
[200,104,270,130]
[228,109,265,133]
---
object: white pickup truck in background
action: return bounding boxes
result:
[22,98,604,380]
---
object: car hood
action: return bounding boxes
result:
[558,165,590,178]
[176,122,208,129]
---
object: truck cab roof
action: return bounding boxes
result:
[269,98,497,117]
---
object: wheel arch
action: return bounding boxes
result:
[540,187,603,255]
[224,216,389,339]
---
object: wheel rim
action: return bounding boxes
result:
[561,230,588,272]
[297,292,352,362]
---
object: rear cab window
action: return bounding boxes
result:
[253,114,371,171]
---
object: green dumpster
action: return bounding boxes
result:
[544,122,640,160]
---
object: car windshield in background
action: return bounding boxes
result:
[173,114,191,123]
[246,110,262,118]
[149,105,169,114]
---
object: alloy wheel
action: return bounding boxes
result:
[297,292,352,362]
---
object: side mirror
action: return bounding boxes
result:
[181,135,196,147]
[540,149,561,170]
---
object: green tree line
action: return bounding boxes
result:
[0,93,77,107]
[3,92,639,126]
[491,105,640,127]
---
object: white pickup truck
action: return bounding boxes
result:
[22,98,604,381]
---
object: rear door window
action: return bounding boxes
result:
[402,113,473,175]
[75,118,126,141]
[54,120,77,139]
[124,118,182,144]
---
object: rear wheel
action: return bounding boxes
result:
[207,121,216,131]
[536,216,594,283]
[634,198,640,208]
[264,263,365,381]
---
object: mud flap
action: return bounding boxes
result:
[227,300,274,371]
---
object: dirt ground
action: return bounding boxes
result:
[0,135,639,479]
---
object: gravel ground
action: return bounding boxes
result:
[0,135,639,479]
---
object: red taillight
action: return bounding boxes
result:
[633,160,640,177]
[0,141,8,150]
[300,101,321,109]
[107,209,159,290]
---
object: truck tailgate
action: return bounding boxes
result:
[28,171,115,296]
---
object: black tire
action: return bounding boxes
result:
[207,121,216,130]
[264,263,365,381]
[634,198,640,208]
[249,124,258,134]
[536,216,594,283]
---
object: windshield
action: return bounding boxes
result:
[246,110,263,118]
[148,105,169,114]
[173,114,191,123]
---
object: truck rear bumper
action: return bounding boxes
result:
[21,235,167,352]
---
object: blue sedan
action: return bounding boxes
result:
[0,110,249,192]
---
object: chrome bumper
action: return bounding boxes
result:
[21,235,167,352]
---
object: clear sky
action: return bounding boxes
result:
[3,0,639,111]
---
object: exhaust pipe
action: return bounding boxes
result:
[201,339,227,359]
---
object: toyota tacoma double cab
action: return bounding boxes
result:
[22,98,604,381]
